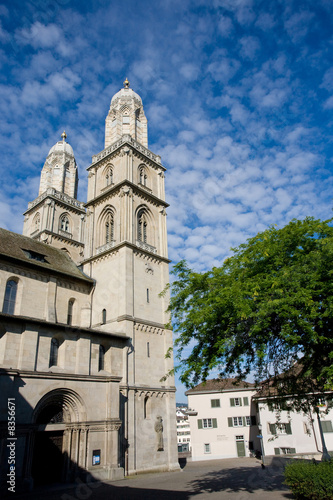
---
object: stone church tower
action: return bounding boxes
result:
[23,131,85,263]
[0,80,178,490]
[82,79,174,473]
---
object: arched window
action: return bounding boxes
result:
[67,299,74,325]
[139,167,147,187]
[106,167,113,186]
[49,338,59,367]
[33,213,40,233]
[60,214,70,233]
[98,345,105,371]
[144,396,151,419]
[105,213,114,243]
[102,308,107,324]
[3,280,18,314]
[137,209,147,243]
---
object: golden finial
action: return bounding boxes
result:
[123,77,130,89]
[61,130,67,141]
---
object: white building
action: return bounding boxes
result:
[176,407,191,452]
[0,80,179,492]
[186,379,260,461]
[255,394,333,458]
[186,378,333,462]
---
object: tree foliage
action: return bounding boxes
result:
[168,217,333,402]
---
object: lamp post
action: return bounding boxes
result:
[257,423,266,468]
[315,407,331,462]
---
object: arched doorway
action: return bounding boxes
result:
[31,389,85,486]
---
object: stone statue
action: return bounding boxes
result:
[155,416,164,451]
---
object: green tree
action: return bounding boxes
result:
[168,217,333,406]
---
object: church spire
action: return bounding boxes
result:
[105,81,148,148]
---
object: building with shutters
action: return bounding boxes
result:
[186,378,333,461]
[186,379,260,461]
[0,79,179,492]
[255,393,333,458]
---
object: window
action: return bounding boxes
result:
[106,167,113,186]
[144,396,151,419]
[137,209,147,243]
[3,280,18,314]
[147,288,150,303]
[198,418,217,429]
[105,213,114,243]
[230,397,242,407]
[211,399,220,408]
[233,417,243,427]
[147,342,150,357]
[204,443,211,454]
[67,299,74,325]
[98,345,105,371]
[228,416,256,427]
[33,213,40,232]
[102,309,107,324]
[49,338,59,367]
[269,423,292,435]
[60,215,70,232]
[275,447,296,455]
[321,421,333,433]
[139,167,147,186]
[23,249,47,262]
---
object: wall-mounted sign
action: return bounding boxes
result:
[92,449,101,466]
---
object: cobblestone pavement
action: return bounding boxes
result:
[14,457,293,500]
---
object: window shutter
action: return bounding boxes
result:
[269,423,277,435]
[251,415,257,426]
[230,398,235,407]
[212,418,217,428]
[228,417,233,427]
[285,423,292,435]
[243,397,249,406]
[239,398,242,406]
[322,421,333,433]
[198,419,203,429]
[274,448,280,455]
[243,417,246,426]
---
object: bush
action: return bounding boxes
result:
[284,460,333,500]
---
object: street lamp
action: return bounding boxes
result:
[315,407,331,462]
[257,423,266,469]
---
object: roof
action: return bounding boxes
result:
[111,86,142,105]
[186,378,256,395]
[47,139,74,157]
[0,228,93,284]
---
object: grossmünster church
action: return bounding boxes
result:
[0,80,179,491]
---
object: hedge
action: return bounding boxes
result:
[284,460,333,500]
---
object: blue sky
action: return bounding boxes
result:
[1,0,333,402]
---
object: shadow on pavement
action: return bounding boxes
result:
[187,458,293,498]
[14,480,191,500]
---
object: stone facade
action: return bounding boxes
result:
[0,81,178,492]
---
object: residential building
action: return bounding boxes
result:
[186,377,333,462]
[186,379,260,461]
[176,406,191,452]
[255,394,333,458]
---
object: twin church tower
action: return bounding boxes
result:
[1,80,178,489]
[23,78,170,338]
